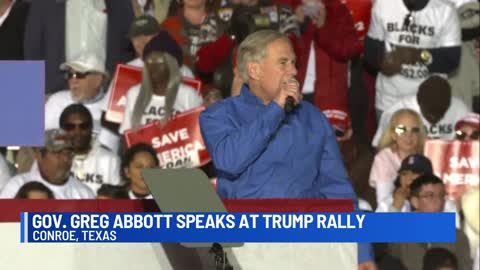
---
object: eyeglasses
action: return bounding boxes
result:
[394,125,421,136]
[65,71,92,80]
[63,122,91,131]
[455,130,480,140]
[417,192,446,201]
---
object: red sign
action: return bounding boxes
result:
[424,140,479,200]
[341,0,372,40]
[106,64,203,124]
[124,106,211,169]
[106,64,143,123]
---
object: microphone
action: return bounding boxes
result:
[284,78,299,113]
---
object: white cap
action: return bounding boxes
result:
[60,54,107,76]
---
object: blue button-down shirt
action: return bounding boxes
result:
[200,85,374,263]
[200,85,357,200]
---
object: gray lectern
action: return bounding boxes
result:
[142,168,243,270]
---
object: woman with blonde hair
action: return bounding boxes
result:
[369,108,427,204]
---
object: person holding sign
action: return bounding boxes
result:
[119,30,203,134]
[199,30,376,269]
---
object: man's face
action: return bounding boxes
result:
[67,69,104,102]
[62,113,92,153]
[36,149,74,184]
[256,38,297,101]
[145,53,170,93]
[131,34,157,58]
[411,183,446,212]
[419,99,450,125]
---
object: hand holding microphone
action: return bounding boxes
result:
[274,76,301,113]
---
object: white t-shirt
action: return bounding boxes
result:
[119,83,203,134]
[97,59,194,151]
[369,147,402,203]
[100,58,194,111]
[367,0,461,111]
[0,154,14,191]
[45,90,104,135]
[0,162,95,199]
[373,95,470,146]
[71,143,124,194]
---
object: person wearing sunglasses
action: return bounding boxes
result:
[44,53,109,137]
[59,104,124,194]
[454,113,480,141]
[0,129,95,199]
[118,30,203,135]
[370,108,427,204]
[388,174,472,270]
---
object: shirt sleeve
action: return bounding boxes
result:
[0,177,22,198]
[311,117,358,200]
[366,0,385,41]
[437,6,462,48]
[44,94,62,130]
[199,101,286,177]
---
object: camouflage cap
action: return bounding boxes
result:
[43,129,73,152]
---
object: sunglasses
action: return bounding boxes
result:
[394,125,421,136]
[63,122,91,131]
[455,130,480,140]
[65,71,92,80]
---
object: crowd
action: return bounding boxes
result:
[0,0,479,269]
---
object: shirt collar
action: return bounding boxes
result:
[240,84,267,107]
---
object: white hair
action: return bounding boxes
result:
[236,30,289,82]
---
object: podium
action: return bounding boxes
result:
[0,199,356,270]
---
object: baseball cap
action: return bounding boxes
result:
[60,54,107,76]
[398,154,433,174]
[455,113,480,130]
[142,30,183,66]
[128,15,160,38]
[322,107,352,133]
[43,129,73,152]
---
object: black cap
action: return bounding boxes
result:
[399,154,433,174]
[142,30,183,66]
[128,15,160,38]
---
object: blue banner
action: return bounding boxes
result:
[21,212,456,243]
[0,61,44,146]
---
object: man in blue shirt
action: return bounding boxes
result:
[200,30,376,270]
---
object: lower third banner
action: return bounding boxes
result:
[21,212,455,243]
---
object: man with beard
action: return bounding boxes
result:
[0,129,94,199]
[59,104,123,194]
